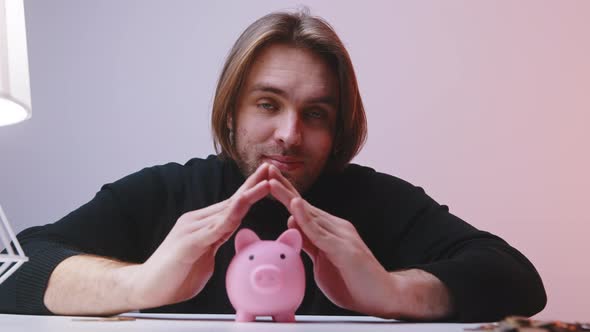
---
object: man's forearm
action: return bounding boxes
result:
[385,269,454,321]
[44,255,140,316]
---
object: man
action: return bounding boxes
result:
[0,10,546,322]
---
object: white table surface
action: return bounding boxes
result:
[0,313,486,332]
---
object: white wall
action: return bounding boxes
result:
[1,0,588,321]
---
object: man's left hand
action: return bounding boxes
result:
[267,165,399,317]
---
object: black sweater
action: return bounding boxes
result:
[0,155,546,322]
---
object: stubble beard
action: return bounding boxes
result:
[235,144,318,195]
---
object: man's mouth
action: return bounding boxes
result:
[262,155,304,172]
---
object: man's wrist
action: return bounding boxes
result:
[43,255,141,315]
[385,269,455,321]
[115,263,147,311]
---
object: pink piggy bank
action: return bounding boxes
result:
[226,228,305,322]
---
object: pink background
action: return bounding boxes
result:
[346,2,590,321]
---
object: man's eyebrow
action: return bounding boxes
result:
[249,83,288,97]
[248,83,338,107]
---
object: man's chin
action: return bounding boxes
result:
[276,171,308,193]
[236,157,310,193]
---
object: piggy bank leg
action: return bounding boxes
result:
[272,312,295,323]
[235,311,255,322]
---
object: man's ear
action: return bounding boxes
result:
[227,114,233,130]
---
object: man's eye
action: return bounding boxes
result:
[258,103,277,111]
[306,109,324,119]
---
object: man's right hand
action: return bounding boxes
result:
[126,163,271,309]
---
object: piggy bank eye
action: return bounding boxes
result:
[249,255,254,260]
[280,253,286,259]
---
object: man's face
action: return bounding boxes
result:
[232,43,339,193]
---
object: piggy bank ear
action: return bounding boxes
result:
[277,229,302,253]
[235,228,260,253]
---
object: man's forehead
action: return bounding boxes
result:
[242,44,339,104]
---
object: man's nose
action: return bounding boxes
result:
[275,111,302,148]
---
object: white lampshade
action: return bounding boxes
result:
[0,0,32,127]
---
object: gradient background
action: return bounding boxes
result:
[1,0,588,321]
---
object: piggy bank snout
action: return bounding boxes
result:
[250,264,283,294]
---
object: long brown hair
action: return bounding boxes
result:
[211,9,367,171]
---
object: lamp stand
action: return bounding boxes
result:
[0,204,28,285]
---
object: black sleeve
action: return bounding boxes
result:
[0,164,179,315]
[394,186,547,322]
